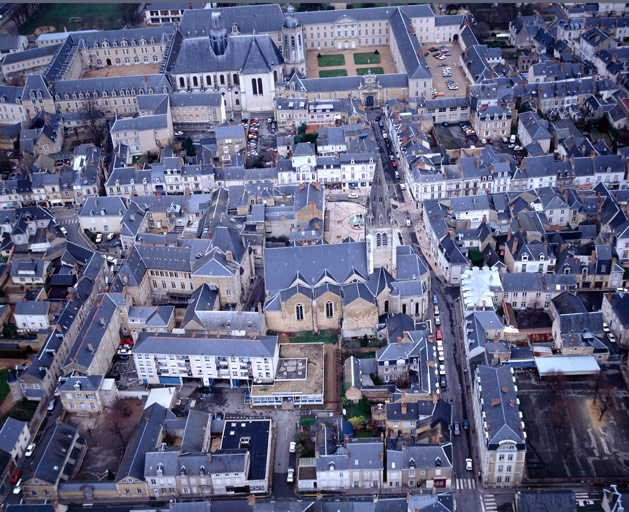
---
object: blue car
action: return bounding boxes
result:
[433,294,439,304]
[113,240,121,247]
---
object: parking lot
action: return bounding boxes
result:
[424,43,468,99]
[516,369,629,482]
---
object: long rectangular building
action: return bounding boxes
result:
[133,333,279,387]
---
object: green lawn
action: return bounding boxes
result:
[319,69,348,78]
[317,54,345,67]
[290,329,338,344]
[0,369,9,404]
[20,3,127,35]
[353,52,381,65]
[356,67,385,75]
[6,400,38,422]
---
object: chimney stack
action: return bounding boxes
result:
[401,402,407,415]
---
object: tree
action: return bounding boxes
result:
[598,391,613,422]
[542,370,567,404]
[86,99,105,145]
[120,4,140,26]
[182,136,195,156]
[361,334,369,347]
[348,415,366,429]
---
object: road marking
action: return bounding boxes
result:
[483,494,497,512]
[456,478,476,489]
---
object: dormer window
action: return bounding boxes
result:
[540,254,545,261]
[521,253,528,261]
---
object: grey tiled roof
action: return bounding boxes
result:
[476,365,525,448]
[2,43,61,65]
[134,333,278,358]
[179,5,285,37]
[0,418,27,452]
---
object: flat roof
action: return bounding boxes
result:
[251,343,324,397]
[220,419,270,482]
[535,356,600,376]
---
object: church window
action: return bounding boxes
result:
[252,78,258,95]
[376,233,381,246]
[233,73,239,85]
[325,301,334,318]
[220,74,225,85]
[295,304,304,321]
[384,300,389,313]
[382,233,388,246]
[258,78,263,95]
[206,75,211,86]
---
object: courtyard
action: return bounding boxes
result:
[65,399,146,480]
[423,42,468,98]
[324,197,367,244]
[80,63,161,79]
[306,45,397,79]
[516,369,629,482]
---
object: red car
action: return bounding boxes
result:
[10,471,21,484]
[392,161,397,167]
[436,330,443,340]
[121,337,134,346]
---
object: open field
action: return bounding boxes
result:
[306,45,397,79]
[81,63,161,79]
[20,4,125,35]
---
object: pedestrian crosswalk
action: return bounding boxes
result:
[61,218,79,224]
[483,494,497,512]
[455,477,476,489]
[575,492,591,500]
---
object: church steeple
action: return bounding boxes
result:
[365,157,399,277]
[366,158,394,229]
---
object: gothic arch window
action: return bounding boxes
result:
[295,304,304,321]
[220,74,225,85]
[232,73,239,85]
[382,233,387,246]
[257,78,263,95]
[252,78,258,95]
[376,233,381,246]
[206,75,211,86]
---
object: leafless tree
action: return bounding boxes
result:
[542,370,568,404]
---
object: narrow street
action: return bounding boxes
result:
[367,106,488,511]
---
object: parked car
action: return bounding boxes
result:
[465,458,473,471]
[10,470,21,484]
[287,468,295,483]
[436,329,443,340]
[175,130,184,136]
[47,398,56,411]
[463,419,470,431]
[400,184,406,190]
[94,233,102,243]
[405,218,411,227]
[510,134,517,144]
[513,145,523,151]
[25,443,36,457]
[434,315,441,326]
[608,333,617,343]
[440,375,447,389]
[434,305,440,315]
[289,441,296,453]
[480,138,487,145]
[453,422,461,436]
[433,294,438,304]
[121,337,134,346]
[13,479,21,495]
[60,226,68,236]
[348,192,359,199]
[603,322,611,333]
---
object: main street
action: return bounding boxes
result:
[366,107,494,511]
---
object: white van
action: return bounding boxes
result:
[405,219,412,227]
[510,134,517,144]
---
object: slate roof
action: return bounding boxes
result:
[171,34,283,74]
[179,5,285,37]
[476,365,524,449]
[134,333,278,358]
[117,403,175,481]
[0,417,27,452]
[25,422,78,484]
[607,292,629,328]
[515,490,577,512]
[264,241,368,296]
